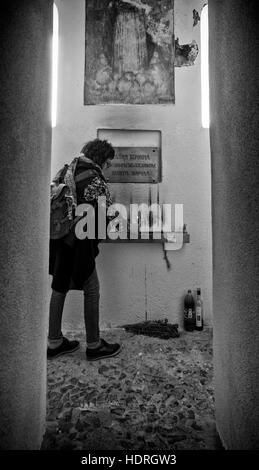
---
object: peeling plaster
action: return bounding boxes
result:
[193,9,200,27]
[175,38,199,67]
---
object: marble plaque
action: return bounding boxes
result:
[103,147,161,182]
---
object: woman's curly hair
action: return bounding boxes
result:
[80,139,115,167]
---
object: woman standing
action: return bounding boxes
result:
[48,139,122,361]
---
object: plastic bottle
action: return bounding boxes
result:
[195,288,204,331]
[184,290,195,331]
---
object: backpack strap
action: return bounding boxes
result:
[74,168,101,184]
[52,164,69,184]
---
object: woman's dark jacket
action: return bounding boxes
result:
[49,156,110,293]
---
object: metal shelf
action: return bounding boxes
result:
[101,232,190,244]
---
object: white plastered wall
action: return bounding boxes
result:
[51,0,212,331]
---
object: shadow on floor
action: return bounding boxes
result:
[42,327,222,450]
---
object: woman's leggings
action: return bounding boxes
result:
[48,268,100,345]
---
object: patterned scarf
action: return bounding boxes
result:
[63,154,106,218]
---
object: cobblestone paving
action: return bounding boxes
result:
[42,327,220,450]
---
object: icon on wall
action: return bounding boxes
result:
[84,0,175,105]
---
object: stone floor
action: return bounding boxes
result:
[41,327,221,450]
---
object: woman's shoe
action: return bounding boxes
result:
[47,337,80,359]
[86,338,121,361]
